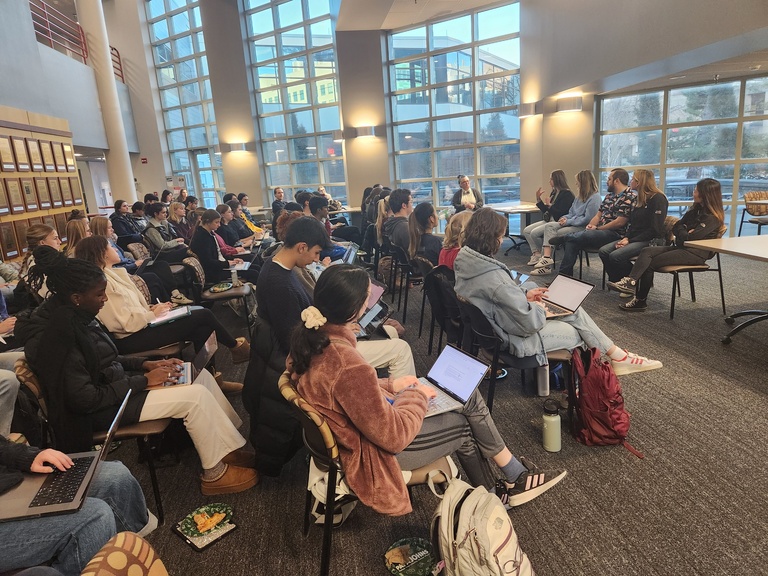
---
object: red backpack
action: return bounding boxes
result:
[567,347,644,458]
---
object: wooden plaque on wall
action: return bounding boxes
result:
[70,177,83,205]
[42,214,56,230]
[54,211,68,243]
[13,219,31,254]
[0,180,9,216]
[27,216,43,226]
[11,137,30,171]
[52,142,66,172]
[62,143,77,172]
[48,177,63,208]
[59,177,73,206]
[0,136,16,172]
[5,179,24,214]
[26,139,43,172]
[39,140,56,172]
[21,178,38,211]
[34,177,51,209]
[0,222,19,260]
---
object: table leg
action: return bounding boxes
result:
[504,213,533,255]
[721,310,768,344]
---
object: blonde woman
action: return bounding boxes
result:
[438,210,473,270]
[63,219,91,257]
[168,201,193,242]
[599,168,668,283]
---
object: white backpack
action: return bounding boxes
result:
[431,478,535,576]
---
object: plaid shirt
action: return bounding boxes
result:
[598,187,637,236]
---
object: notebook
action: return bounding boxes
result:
[418,344,489,418]
[0,391,130,523]
[356,279,391,339]
[541,275,595,318]
[148,305,191,327]
[167,331,219,386]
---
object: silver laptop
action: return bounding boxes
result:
[168,331,219,386]
[356,279,391,339]
[419,344,489,418]
[0,391,131,523]
[332,242,359,265]
[542,275,595,318]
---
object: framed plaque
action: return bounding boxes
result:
[62,143,77,172]
[27,216,44,226]
[59,177,73,206]
[0,180,9,216]
[34,177,51,209]
[21,178,38,211]
[0,222,19,260]
[11,137,30,171]
[0,136,16,171]
[42,214,56,230]
[5,179,24,214]
[70,177,83,205]
[39,140,56,172]
[48,177,63,208]
[13,219,31,254]
[26,139,44,172]
[54,211,68,243]
[52,142,66,172]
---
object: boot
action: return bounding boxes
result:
[230,337,251,364]
[214,370,243,395]
[201,465,259,495]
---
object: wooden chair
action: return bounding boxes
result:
[13,358,172,524]
[738,191,768,236]
[278,372,453,576]
[126,242,188,283]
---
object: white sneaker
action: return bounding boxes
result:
[526,253,541,266]
[533,256,554,269]
[138,511,158,537]
[529,266,552,275]
[612,351,663,376]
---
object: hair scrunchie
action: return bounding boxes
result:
[301,306,327,330]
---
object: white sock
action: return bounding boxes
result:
[608,347,627,361]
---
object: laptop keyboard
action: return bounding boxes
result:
[418,378,458,413]
[30,456,94,507]
[544,301,570,316]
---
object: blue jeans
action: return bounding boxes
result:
[598,240,650,282]
[539,307,614,354]
[558,229,621,276]
[0,461,149,576]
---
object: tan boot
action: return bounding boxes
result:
[223,447,257,469]
[214,371,243,395]
[201,465,259,495]
[230,337,251,364]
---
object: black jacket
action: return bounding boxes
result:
[536,189,574,221]
[673,204,723,259]
[110,212,142,247]
[189,227,230,283]
[451,188,484,213]
[0,437,38,495]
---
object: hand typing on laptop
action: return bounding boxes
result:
[391,375,437,400]
[525,287,548,302]
[31,449,73,474]
[142,357,184,388]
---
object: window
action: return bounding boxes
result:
[598,76,768,235]
[388,3,521,206]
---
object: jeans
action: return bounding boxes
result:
[598,240,650,282]
[538,307,614,354]
[0,351,23,437]
[558,229,621,276]
[543,223,583,248]
[522,221,547,254]
[629,246,707,300]
[0,461,149,576]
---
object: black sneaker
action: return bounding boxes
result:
[619,297,647,312]
[496,460,567,508]
[607,277,637,295]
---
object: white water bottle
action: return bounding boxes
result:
[230,268,238,285]
[536,365,550,397]
[542,398,561,452]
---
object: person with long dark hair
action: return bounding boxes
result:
[522,169,575,267]
[407,202,442,265]
[15,246,259,495]
[289,264,567,515]
[610,178,725,312]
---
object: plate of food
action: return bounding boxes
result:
[178,503,233,538]
[209,282,233,293]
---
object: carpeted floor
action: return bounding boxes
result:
[117,240,768,576]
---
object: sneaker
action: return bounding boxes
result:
[607,277,637,295]
[529,266,552,276]
[496,461,567,508]
[619,292,632,298]
[533,256,554,269]
[612,351,662,376]
[201,464,259,496]
[171,290,194,305]
[137,511,159,537]
[619,297,647,312]
[526,253,541,266]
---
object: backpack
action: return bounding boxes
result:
[431,478,535,576]
[377,255,401,291]
[567,347,644,458]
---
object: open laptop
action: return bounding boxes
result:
[541,274,595,318]
[228,248,261,271]
[168,331,219,386]
[418,344,490,418]
[356,278,391,339]
[0,391,131,523]
[333,242,359,265]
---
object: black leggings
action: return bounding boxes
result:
[113,307,237,354]
[630,246,706,300]
[137,272,169,302]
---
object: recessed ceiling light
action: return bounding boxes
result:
[749,65,762,71]
[669,75,687,80]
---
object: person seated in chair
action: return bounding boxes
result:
[142,204,188,263]
[454,208,663,377]
[382,188,413,251]
[190,209,260,285]
[290,265,568,515]
[109,199,143,248]
[308,195,348,261]
[130,202,149,232]
[408,202,442,266]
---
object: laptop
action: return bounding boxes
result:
[168,331,219,386]
[332,242,359,265]
[0,391,131,523]
[418,344,490,418]
[541,274,595,318]
[356,279,391,339]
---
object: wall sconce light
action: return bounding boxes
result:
[556,96,583,113]
[229,143,247,152]
[519,101,543,118]
[355,126,376,138]
[220,142,257,153]
[332,130,344,142]
[213,144,221,155]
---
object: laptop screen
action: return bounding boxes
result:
[427,345,489,403]
[544,275,594,311]
[343,243,359,264]
[367,280,386,309]
[194,332,218,372]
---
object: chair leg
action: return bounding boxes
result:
[303,488,313,537]
[418,289,427,337]
[670,273,679,320]
[402,271,410,324]
[716,254,726,315]
[438,326,444,350]
[389,261,397,302]
[320,466,337,576]
[688,272,696,302]
[486,344,501,414]
[137,437,164,525]
[427,313,436,355]
[738,209,745,236]
[578,251,583,279]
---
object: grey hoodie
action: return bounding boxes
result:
[454,246,548,365]
[382,216,409,250]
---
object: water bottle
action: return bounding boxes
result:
[542,398,561,452]
[230,268,238,286]
[536,364,550,397]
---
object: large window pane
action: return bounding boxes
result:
[287,110,314,135]
[390,27,426,60]
[147,0,165,20]
[177,59,197,82]
[314,79,337,104]
[168,130,187,150]
[745,77,768,116]
[174,36,193,58]
[187,127,207,147]
[277,0,302,28]
[261,115,286,138]
[432,83,472,112]
[430,15,471,50]
[161,87,180,107]
[150,20,169,42]
[252,36,277,62]
[180,81,200,104]
[409,182,434,205]
[247,9,274,36]
[170,11,191,35]
[157,65,176,86]
[480,144,520,174]
[740,163,768,197]
[268,164,290,184]
[264,140,288,163]
[477,39,520,75]
[285,83,309,108]
[309,20,332,48]
[397,152,432,179]
[281,28,306,55]
[316,134,341,158]
[742,120,768,159]
[394,121,430,151]
[600,130,662,167]
[602,92,664,130]
[667,123,738,162]
[170,151,190,171]
[255,63,279,88]
[668,82,740,123]
[479,110,519,142]
[665,166,734,202]
[282,56,307,82]
[435,149,473,178]
[435,116,473,147]
[289,135,315,160]
[392,59,428,91]
[183,104,204,125]
[480,176,520,205]
[477,73,519,109]
[311,49,336,76]
[257,89,282,114]
[316,106,340,131]
[477,4,520,41]
[432,50,471,83]
[392,90,430,122]
[294,162,319,185]
[321,159,344,183]
[164,109,183,129]
[154,42,172,64]
[308,0,330,19]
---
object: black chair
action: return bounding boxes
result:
[390,245,417,323]
[411,256,436,338]
[423,266,463,355]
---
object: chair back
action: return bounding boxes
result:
[129,274,152,305]
[744,191,768,216]
[391,244,410,267]
[424,266,462,340]
[182,255,206,285]
[411,255,435,280]
[127,242,151,261]
[14,357,47,418]
[457,295,503,353]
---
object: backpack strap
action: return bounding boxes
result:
[621,440,645,459]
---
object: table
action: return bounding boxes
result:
[685,235,768,343]
[493,203,541,254]
[329,207,361,228]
